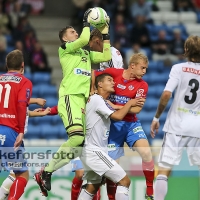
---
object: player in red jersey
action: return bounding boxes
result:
[93,53,154,200]
[0,50,32,200]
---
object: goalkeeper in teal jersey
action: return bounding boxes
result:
[34,9,112,193]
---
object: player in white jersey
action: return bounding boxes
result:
[0,98,49,200]
[78,73,145,200]
[150,35,200,200]
[71,28,124,200]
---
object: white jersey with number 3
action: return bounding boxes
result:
[163,62,200,138]
[100,47,123,69]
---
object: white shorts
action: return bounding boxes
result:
[158,132,200,168]
[80,148,126,184]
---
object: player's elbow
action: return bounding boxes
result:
[162,91,172,100]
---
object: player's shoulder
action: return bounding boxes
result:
[111,46,122,57]
[88,94,103,103]
[139,78,148,87]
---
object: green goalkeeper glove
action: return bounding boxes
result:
[97,16,110,36]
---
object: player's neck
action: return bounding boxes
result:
[123,69,135,80]
[8,70,21,74]
[97,91,110,100]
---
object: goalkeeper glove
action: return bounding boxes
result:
[97,16,110,40]
[83,8,92,28]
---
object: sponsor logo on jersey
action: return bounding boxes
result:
[109,94,131,104]
[182,67,200,75]
[81,57,87,62]
[133,126,143,133]
[0,113,15,118]
[0,134,6,145]
[81,108,85,114]
[74,68,91,76]
[105,100,115,111]
[128,85,134,90]
[178,107,200,116]
[84,50,88,55]
[117,84,126,89]
[116,50,121,56]
[0,75,22,83]
[136,89,146,98]
[104,130,109,138]
[107,143,116,151]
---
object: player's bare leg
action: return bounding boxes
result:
[133,139,154,199]
[154,166,171,200]
[7,171,29,200]
[0,172,15,200]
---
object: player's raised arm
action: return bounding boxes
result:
[90,20,111,63]
[59,9,92,53]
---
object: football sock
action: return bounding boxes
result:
[154,175,168,200]
[142,160,154,196]
[115,185,129,200]
[93,188,100,200]
[71,177,83,200]
[106,179,117,200]
[8,177,27,200]
[0,175,15,200]
[77,189,94,200]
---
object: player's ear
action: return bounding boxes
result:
[98,82,103,88]
[20,62,25,74]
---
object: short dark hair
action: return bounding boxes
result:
[59,26,74,43]
[6,50,24,70]
[95,73,112,89]
[90,28,103,41]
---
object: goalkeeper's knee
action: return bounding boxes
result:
[68,132,85,147]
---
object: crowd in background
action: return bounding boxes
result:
[0,0,51,73]
[72,0,200,67]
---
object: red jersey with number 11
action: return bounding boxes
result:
[0,72,32,133]
[95,68,148,122]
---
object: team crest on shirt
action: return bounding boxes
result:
[128,85,134,90]
[117,84,126,89]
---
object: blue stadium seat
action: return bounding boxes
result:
[32,115,52,125]
[51,115,62,125]
[24,72,32,81]
[41,124,59,139]
[6,46,15,53]
[38,84,57,98]
[58,125,68,139]
[143,97,159,111]
[138,111,155,123]
[147,86,157,97]
[148,61,158,72]
[32,85,41,98]
[32,72,51,85]
[25,124,42,139]
[45,97,58,107]
[29,103,40,111]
